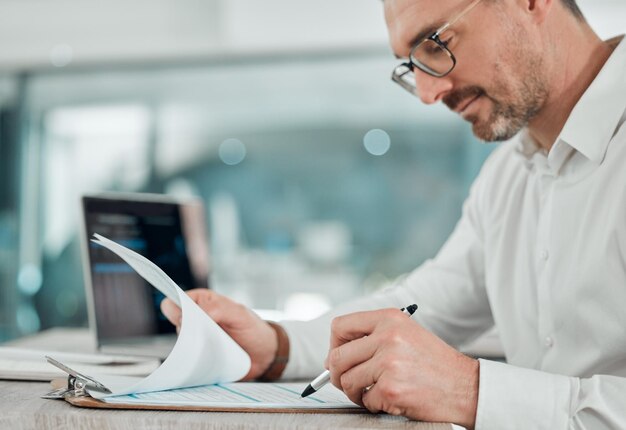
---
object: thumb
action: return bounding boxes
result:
[160,298,182,327]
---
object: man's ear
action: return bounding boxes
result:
[518,0,554,24]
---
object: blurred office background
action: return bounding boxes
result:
[0,0,624,341]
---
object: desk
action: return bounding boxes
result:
[0,329,452,430]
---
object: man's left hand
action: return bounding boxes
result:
[325,308,479,429]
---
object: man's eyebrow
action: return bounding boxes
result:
[395,23,440,59]
[404,22,445,53]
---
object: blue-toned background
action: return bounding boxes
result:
[0,0,621,341]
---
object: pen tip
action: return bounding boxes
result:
[301,384,316,398]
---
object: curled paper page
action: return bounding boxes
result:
[87,234,251,399]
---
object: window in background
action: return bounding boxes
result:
[12,52,493,336]
[34,104,152,330]
[0,76,20,342]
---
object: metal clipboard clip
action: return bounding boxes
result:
[41,356,112,399]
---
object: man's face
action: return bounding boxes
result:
[385,0,549,142]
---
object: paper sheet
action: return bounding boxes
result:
[84,234,251,399]
[0,347,160,381]
[102,382,358,409]
[0,347,155,365]
[0,358,160,381]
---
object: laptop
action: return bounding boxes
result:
[80,193,211,359]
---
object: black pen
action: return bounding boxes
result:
[300,304,418,398]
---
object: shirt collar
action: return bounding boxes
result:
[515,128,549,171]
[516,128,540,160]
[558,35,626,165]
[516,35,626,169]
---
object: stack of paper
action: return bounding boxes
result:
[102,381,359,409]
[0,347,160,381]
[56,234,359,411]
[82,234,251,398]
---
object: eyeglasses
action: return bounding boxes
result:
[391,0,484,97]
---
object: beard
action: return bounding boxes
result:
[443,55,549,142]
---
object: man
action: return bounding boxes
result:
[162,0,626,428]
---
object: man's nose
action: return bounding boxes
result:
[414,72,453,105]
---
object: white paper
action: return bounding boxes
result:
[0,358,160,381]
[102,382,359,409]
[0,347,154,365]
[85,234,251,399]
[0,347,160,381]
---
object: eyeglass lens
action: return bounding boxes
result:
[411,39,454,77]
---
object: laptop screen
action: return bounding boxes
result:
[82,194,210,344]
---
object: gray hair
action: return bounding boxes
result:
[382,0,585,20]
[561,0,584,20]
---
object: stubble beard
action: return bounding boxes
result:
[445,54,549,142]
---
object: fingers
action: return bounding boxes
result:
[160,289,223,327]
[329,308,403,349]
[186,288,234,322]
[337,358,380,407]
[327,309,415,410]
[186,288,220,306]
[160,298,182,327]
[327,334,379,390]
[361,378,405,417]
[361,382,384,414]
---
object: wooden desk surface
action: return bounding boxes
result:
[0,329,452,430]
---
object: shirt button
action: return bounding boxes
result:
[540,250,549,261]
[544,336,554,348]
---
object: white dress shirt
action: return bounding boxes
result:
[281,36,626,430]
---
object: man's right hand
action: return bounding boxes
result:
[160,288,279,381]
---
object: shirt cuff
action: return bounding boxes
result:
[278,319,328,380]
[476,359,577,430]
[276,321,302,379]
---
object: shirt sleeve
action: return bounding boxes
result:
[477,359,626,430]
[280,149,500,379]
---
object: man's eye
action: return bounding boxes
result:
[425,40,449,56]
[440,36,453,48]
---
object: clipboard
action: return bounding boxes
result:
[42,357,364,414]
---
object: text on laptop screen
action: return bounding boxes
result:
[82,196,210,341]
